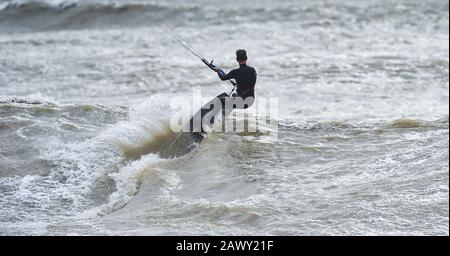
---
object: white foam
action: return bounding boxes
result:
[73,96,175,216]
[98,94,173,146]
[0,95,174,225]
[105,154,161,212]
[0,91,58,105]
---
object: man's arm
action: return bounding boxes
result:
[217,69,236,81]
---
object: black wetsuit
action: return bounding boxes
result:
[218,64,257,99]
[189,63,256,133]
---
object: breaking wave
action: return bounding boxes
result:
[0,0,199,32]
[3,0,443,32]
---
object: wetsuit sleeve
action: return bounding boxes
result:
[217,69,236,81]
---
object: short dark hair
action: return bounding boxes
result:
[236,49,247,61]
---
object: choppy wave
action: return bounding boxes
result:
[0,0,194,32]
[389,118,423,128]
[0,93,58,105]
[0,1,166,14]
[279,117,449,133]
[0,94,172,229]
[2,0,447,32]
[0,93,448,234]
[0,92,233,230]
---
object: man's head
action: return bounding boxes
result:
[236,49,247,64]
